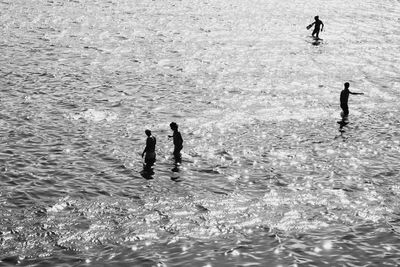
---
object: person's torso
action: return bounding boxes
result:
[173,132,182,146]
[340,90,349,105]
[147,136,156,152]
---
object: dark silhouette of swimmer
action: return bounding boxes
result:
[142,129,156,170]
[307,16,324,39]
[168,122,183,164]
[340,82,364,118]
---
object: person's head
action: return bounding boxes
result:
[145,129,151,136]
[344,82,350,89]
[170,122,178,131]
[314,16,319,21]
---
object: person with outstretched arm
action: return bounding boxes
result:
[340,82,364,118]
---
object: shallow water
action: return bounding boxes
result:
[1,0,400,266]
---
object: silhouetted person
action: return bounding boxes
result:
[168,122,183,164]
[307,16,324,39]
[142,129,156,170]
[340,82,364,118]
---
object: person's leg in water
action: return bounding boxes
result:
[341,104,349,118]
[312,28,319,39]
[144,152,156,170]
[173,147,182,164]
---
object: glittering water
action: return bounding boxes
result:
[1,0,400,266]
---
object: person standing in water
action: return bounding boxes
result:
[168,122,183,164]
[142,129,156,169]
[307,16,324,39]
[340,82,364,118]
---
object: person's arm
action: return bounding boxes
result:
[177,132,183,146]
[306,22,315,29]
[350,91,364,95]
[321,21,324,31]
[142,139,149,157]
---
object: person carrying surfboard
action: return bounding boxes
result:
[307,16,324,39]
[340,82,364,118]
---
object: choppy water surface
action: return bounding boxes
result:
[1,0,400,266]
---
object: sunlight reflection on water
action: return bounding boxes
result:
[0,0,400,266]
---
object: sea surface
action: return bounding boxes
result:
[1,0,400,266]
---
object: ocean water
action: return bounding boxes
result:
[1,0,400,266]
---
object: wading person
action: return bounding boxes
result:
[307,16,324,39]
[168,122,183,164]
[142,129,156,170]
[340,82,364,118]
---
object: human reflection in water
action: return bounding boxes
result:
[337,117,349,135]
[140,129,156,179]
[311,39,322,46]
[336,117,349,141]
[170,165,181,181]
[140,168,154,180]
[168,122,183,164]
